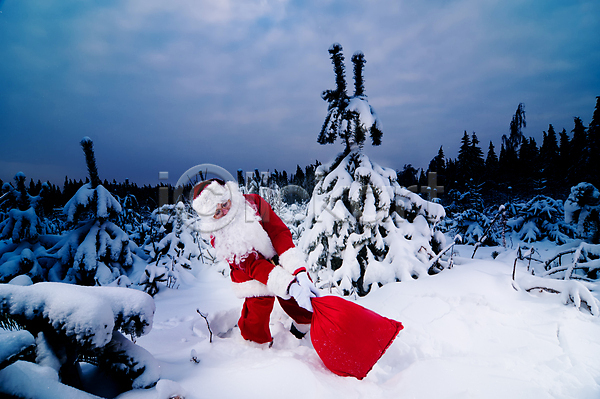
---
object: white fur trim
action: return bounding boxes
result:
[278,247,306,274]
[266,267,295,299]
[231,280,274,299]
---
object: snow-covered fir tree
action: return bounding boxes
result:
[0,173,48,283]
[299,148,446,296]
[45,138,144,286]
[441,208,494,246]
[0,172,47,244]
[564,182,600,243]
[140,202,215,296]
[302,44,446,296]
[508,195,575,244]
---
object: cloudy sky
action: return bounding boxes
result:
[1,0,599,187]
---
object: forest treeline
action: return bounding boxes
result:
[401,97,600,208]
[2,97,598,214]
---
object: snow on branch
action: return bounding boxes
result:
[0,330,35,370]
[0,282,154,348]
[64,183,122,223]
[517,274,599,316]
[542,242,600,281]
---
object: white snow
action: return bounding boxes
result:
[1,242,599,398]
[0,361,102,399]
[0,330,34,365]
[107,242,600,399]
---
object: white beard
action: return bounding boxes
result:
[202,191,277,265]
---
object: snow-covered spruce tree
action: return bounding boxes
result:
[508,195,575,244]
[0,282,159,392]
[140,202,215,296]
[300,150,446,296]
[301,45,445,296]
[0,172,47,243]
[441,208,495,246]
[46,138,143,286]
[564,182,600,243]
[0,172,48,283]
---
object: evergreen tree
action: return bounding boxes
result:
[292,165,305,188]
[444,158,458,192]
[471,132,485,181]
[46,137,142,286]
[569,117,588,185]
[485,141,499,177]
[302,45,447,297]
[558,128,570,186]
[0,173,48,283]
[237,169,244,188]
[540,124,560,194]
[456,131,483,186]
[300,152,445,296]
[427,146,446,187]
[588,97,600,187]
[0,283,159,391]
[518,137,539,195]
[501,103,526,189]
[0,173,47,243]
[504,103,526,153]
[397,164,419,188]
[457,131,472,186]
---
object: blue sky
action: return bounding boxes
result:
[0,0,599,186]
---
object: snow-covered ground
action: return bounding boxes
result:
[117,242,600,399]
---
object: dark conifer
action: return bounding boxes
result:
[457,131,471,186]
[471,132,485,180]
[540,124,559,193]
[351,52,366,97]
[485,141,499,176]
[588,97,600,186]
[570,117,588,185]
[80,137,101,189]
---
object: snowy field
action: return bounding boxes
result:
[108,242,600,399]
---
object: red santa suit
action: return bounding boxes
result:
[192,180,312,344]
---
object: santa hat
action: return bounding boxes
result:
[191,178,231,218]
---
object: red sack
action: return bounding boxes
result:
[310,295,403,379]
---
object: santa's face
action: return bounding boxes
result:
[214,200,232,219]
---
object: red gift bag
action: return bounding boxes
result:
[310,295,403,379]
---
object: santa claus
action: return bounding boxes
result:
[192,178,318,345]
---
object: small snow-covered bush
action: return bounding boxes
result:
[0,173,50,283]
[508,195,575,244]
[442,208,496,246]
[141,202,215,296]
[564,182,600,243]
[0,172,47,244]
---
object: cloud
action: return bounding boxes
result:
[0,0,598,185]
